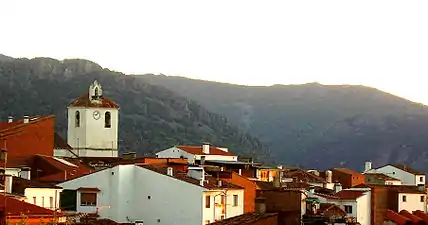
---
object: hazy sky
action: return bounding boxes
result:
[1,1,428,104]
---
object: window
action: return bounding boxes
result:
[220,215,225,220]
[80,193,97,206]
[402,195,407,202]
[420,177,424,182]
[233,195,238,206]
[105,112,111,128]
[42,196,44,207]
[75,111,80,127]
[221,195,225,205]
[205,195,210,208]
[94,87,99,97]
[33,197,36,204]
[421,196,425,202]
[344,205,352,214]
[50,197,54,209]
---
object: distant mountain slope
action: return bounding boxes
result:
[0,56,269,160]
[140,75,428,172]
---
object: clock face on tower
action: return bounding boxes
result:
[93,110,101,120]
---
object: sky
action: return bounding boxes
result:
[1,0,428,104]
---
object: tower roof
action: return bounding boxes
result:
[68,80,119,109]
[68,91,120,109]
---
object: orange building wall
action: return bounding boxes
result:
[7,217,58,225]
[221,172,257,213]
[0,116,55,159]
[332,170,365,189]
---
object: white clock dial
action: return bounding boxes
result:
[93,111,101,120]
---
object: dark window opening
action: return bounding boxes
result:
[205,195,211,208]
[421,196,425,202]
[105,112,111,128]
[81,192,97,206]
[75,111,80,127]
[233,195,238,206]
[402,195,407,202]
[344,205,352,214]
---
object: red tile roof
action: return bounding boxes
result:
[413,210,428,224]
[334,190,367,199]
[0,116,53,133]
[283,169,327,184]
[208,212,278,225]
[176,145,236,156]
[68,92,119,109]
[319,203,347,217]
[333,167,362,176]
[0,195,59,217]
[385,210,412,225]
[138,164,243,190]
[399,210,425,225]
[77,187,101,192]
[35,155,93,182]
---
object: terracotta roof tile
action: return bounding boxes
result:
[138,164,243,190]
[68,92,119,109]
[399,210,425,224]
[35,155,93,182]
[332,167,362,176]
[0,194,59,216]
[390,164,425,175]
[0,116,53,133]
[385,210,413,225]
[177,145,236,156]
[283,169,327,184]
[319,203,347,217]
[208,212,278,225]
[413,210,428,224]
[334,190,367,199]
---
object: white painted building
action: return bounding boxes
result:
[58,164,244,225]
[24,187,63,210]
[156,143,238,164]
[65,80,120,158]
[393,187,427,212]
[364,162,426,186]
[312,188,371,225]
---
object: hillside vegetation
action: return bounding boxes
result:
[141,75,428,172]
[0,56,269,160]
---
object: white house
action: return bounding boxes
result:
[156,143,238,164]
[390,186,427,212]
[312,188,371,225]
[364,162,425,186]
[58,164,244,225]
[64,80,120,158]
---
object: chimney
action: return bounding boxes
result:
[364,161,372,172]
[217,180,222,187]
[220,167,224,172]
[238,169,242,175]
[255,197,267,214]
[5,175,12,194]
[7,116,13,123]
[200,156,206,165]
[23,115,29,124]
[334,183,342,193]
[325,170,332,183]
[202,143,210,154]
[167,167,173,176]
[20,167,31,180]
[309,187,315,194]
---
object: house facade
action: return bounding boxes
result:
[366,164,426,186]
[156,143,238,164]
[58,164,244,225]
[364,173,402,185]
[331,168,365,189]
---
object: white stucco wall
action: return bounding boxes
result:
[24,188,62,210]
[67,106,119,157]
[398,193,426,212]
[59,165,243,225]
[202,189,244,224]
[156,147,237,164]
[385,180,403,185]
[369,165,419,185]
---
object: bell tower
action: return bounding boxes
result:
[65,80,120,157]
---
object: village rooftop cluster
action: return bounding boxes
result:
[0,81,427,225]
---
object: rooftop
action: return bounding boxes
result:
[334,190,367,199]
[0,115,54,134]
[332,167,363,176]
[389,164,425,175]
[208,212,278,225]
[0,194,60,216]
[364,172,400,181]
[283,169,327,184]
[68,92,119,109]
[176,145,236,157]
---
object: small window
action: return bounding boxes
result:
[33,197,36,204]
[402,195,407,202]
[75,111,80,127]
[205,195,211,208]
[221,195,225,205]
[80,193,97,206]
[420,177,424,182]
[42,196,44,207]
[105,112,111,128]
[344,205,352,214]
[50,197,54,209]
[221,215,225,220]
[421,196,425,202]
[94,87,99,97]
[233,195,238,206]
